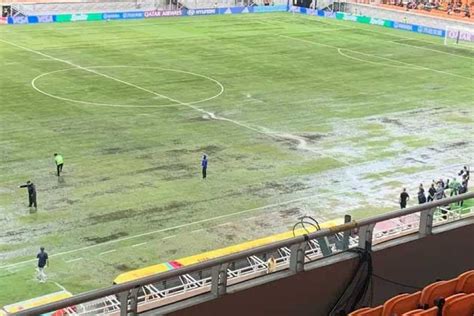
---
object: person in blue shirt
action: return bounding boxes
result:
[201,155,208,179]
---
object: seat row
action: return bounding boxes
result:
[349,270,474,316]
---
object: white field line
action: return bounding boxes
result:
[191,228,205,233]
[54,282,68,292]
[0,30,468,269]
[99,249,116,256]
[278,34,474,81]
[0,195,315,270]
[390,40,474,60]
[131,242,148,248]
[337,48,423,70]
[0,161,464,270]
[65,257,83,263]
[0,38,349,164]
[293,13,474,59]
[31,66,224,109]
[162,235,177,240]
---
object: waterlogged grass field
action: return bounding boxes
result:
[0,12,473,305]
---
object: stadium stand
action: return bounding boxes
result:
[351,270,474,316]
[379,2,474,21]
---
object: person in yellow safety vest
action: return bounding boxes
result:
[267,256,276,274]
[54,153,64,177]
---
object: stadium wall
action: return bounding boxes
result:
[292,7,448,37]
[3,2,470,40]
[162,219,474,316]
[344,2,474,30]
[3,5,289,24]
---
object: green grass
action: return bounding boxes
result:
[0,13,473,305]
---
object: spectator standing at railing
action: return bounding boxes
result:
[459,166,470,188]
[400,188,410,209]
[418,184,426,204]
[435,183,446,200]
[458,183,467,206]
[427,183,436,202]
[449,178,461,196]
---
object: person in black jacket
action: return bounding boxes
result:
[418,184,426,204]
[19,181,37,209]
[458,183,467,206]
[427,183,436,202]
[400,188,409,209]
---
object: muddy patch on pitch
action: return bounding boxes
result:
[101,146,147,155]
[167,145,223,156]
[444,141,469,149]
[132,163,189,175]
[278,207,303,219]
[87,201,190,225]
[264,181,309,194]
[380,118,404,127]
[404,157,426,164]
[84,231,129,244]
[299,133,326,142]
[115,263,136,272]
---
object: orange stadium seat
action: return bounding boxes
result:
[456,270,474,294]
[383,291,421,316]
[348,307,371,315]
[412,306,438,315]
[382,294,409,314]
[442,293,474,316]
[401,310,424,315]
[420,278,458,308]
[358,306,383,316]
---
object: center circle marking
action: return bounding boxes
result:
[31,65,225,108]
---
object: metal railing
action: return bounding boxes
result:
[11,192,474,316]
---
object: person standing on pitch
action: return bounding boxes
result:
[19,181,37,210]
[54,153,64,177]
[399,188,409,209]
[36,247,49,283]
[201,154,208,179]
[418,184,426,204]
[427,183,436,202]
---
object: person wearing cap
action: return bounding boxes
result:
[19,181,37,210]
[201,154,208,179]
[36,247,49,283]
[54,153,64,177]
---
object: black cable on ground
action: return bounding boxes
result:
[372,273,422,290]
[328,245,373,316]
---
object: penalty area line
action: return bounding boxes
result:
[99,249,117,256]
[131,242,148,248]
[65,257,84,263]
[0,195,313,270]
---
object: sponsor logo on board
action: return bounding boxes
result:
[370,18,385,26]
[145,10,182,17]
[71,14,88,21]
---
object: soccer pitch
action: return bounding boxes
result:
[0,12,473,305]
